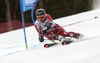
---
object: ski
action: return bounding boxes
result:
[62,41,73,45]
[44,41,73,48]
[44,36,100,48]
[44,43,58,48]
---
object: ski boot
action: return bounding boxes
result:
[56,35,73,45]
[76,33,83,39]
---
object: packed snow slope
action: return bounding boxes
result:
[0,9,100,63]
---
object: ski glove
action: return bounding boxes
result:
[45,21,52,29]
[42,21,52,35]
[42,26,48,35]
[39,35,44,42]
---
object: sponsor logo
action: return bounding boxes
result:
[48,35,54,37]
[25,6,33,10]
[70,33,73,37]
[64,32,68,35]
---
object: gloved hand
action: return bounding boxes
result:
[42,21,52,35]
[42,26,48,35]
[39,35,44,42]
[45,21,52,29]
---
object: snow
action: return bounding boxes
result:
[0,9,100,63]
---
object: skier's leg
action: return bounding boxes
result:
[44,31,71,44]
[56,35,72,44]
[59,31,83,39]
[54,24,82,39]
[44,31,57,40]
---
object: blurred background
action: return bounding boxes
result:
[0,0,100,33]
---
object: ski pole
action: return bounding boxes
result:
[50,40,56,43]
[44,39,56,43]
[44,16,98,42]
[49,16,98,31]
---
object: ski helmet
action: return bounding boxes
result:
[36,9,45,16]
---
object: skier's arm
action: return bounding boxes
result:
[46,14,53,21]
[42,21,52,35]
[35,24,44,42]
[42,14,55,35]
[35,25,39,34]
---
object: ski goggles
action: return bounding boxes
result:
[36,15,45,20]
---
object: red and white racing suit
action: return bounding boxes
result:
[35,14,78,40]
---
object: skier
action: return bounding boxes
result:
[35,9,82,44]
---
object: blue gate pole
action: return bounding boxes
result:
[22,12,28,49]
[19,0,28,49]
[31,0,39,24]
